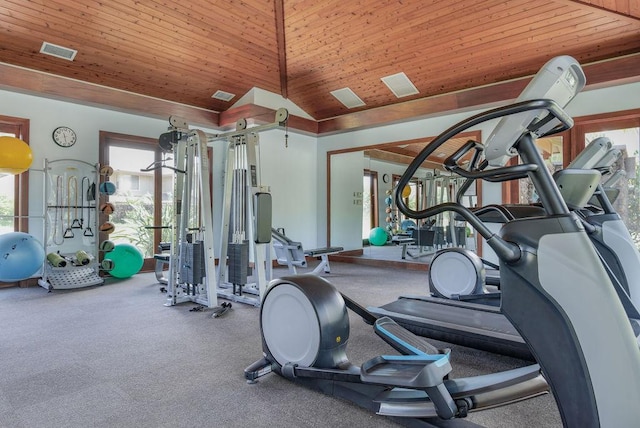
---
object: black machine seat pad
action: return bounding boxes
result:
[305,247,344,257]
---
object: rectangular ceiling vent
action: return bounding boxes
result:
[40,42,77,61]
[211,90,235,102]
[330,87,366,109]
[381,72,419,98]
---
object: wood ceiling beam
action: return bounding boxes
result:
[365,149,443,170]
[274,0,288,99]
[218,103,319,134]
[0,62,220,129]
[0,55,637,136]
[562,0,640,22]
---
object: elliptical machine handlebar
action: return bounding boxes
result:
[395,99,574,263]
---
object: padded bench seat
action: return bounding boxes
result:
[272,228,344,275]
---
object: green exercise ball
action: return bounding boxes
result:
[369,227,388,246]
[104,243,144,279]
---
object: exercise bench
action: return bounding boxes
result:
[391,235,415,259]
[271,228,343,275]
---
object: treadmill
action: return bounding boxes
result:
[368,202,541,359]
[370,295,532,359]
[369,180,599,361]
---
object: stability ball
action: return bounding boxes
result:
[104,243,144,279]
[369,227,388,246]
[401,220,417,231]
[0,136,33,175]
[0,232,45,281]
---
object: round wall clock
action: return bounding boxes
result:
[52,126,77,148]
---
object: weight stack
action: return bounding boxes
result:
[180,241,206,284]
[228,241,249,285]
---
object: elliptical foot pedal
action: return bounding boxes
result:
[374,316,444,356]
[361,354,457,419]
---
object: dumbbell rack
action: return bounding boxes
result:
[38,159,103,290]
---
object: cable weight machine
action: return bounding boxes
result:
[158,108,289,309]
[216,108,289,306]
[159,118,217,308]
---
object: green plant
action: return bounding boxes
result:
[0,194,13,231]
[625,151,640,249]
[109,194,174,257]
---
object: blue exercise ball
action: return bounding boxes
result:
[104,243,144,279]
[369,227,388,246]
[0,232,45,282]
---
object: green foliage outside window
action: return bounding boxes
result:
[109,194,173,257]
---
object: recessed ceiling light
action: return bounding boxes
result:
[330,87,366,109]
[211,90,235,102]
[40,42,77,61]
[381,72,419,98]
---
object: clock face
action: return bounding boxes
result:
[52,126,77,147]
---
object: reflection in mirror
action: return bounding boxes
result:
[583,127,640,250]
[328,132,482,266]
[516,136,564,204]
[330,151,365,252]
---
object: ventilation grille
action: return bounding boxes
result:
[211,90,235,102]
[330,87,366,109]
[381,72,419,98]
[40,42,77,61]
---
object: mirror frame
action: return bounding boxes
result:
[326,131,483,253]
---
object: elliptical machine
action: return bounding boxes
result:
[245,56,640,427]
[427,135,638,306]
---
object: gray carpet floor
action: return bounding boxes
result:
[0,262,562,428]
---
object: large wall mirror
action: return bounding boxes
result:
[327,131,482,264]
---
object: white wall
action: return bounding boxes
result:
[317,81,640,247]
[256,129,317,248]
[0,90,320,255]
[2,80,639,251]
[317,110,499,246]
[330,151,365,250]
[0,89,183,248]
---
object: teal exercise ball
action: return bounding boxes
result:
[104,243,144,279]
[0,232,45,281]
[369,227,388,246]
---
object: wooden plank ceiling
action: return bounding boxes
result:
[0,0,639,131]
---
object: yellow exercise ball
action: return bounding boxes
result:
[402,186,411,198]
[0,136,33,175]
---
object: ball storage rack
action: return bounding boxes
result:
[38,159,103,290]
